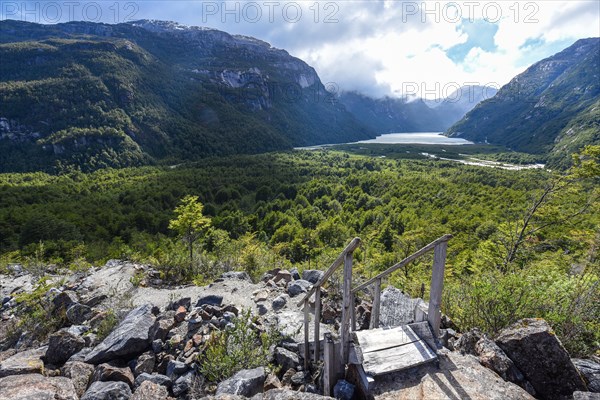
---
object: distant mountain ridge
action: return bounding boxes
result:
[339,85,496,135]
[447,38,600,167]
[0,19,374,172]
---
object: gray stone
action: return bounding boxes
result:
[378,287,420,327]
[196,295,223,307]
[274,347,299,372]
[290,371,305,386]
[273,270,292,284]
[85,304,155,364]
[573,392,600,400]
[52,290,78,311]
[216,366,266,397]
[172,370,195,396]
[261,389,334,399]
[134,372,172,389]
[166,359,187,378]
[272,295,287,310]
[67,324,89,336]
[333,379,354,400]
[150,318,174,342]
[92,363,135,388]
[66,303,94,324]
[46,330,86,365]
[221,271,251,281]
[151,339,163,354]
[573,358,600,393]
[0,347,45,377]
[290,268,301,280]
[287,280,312,297]
[167,297,191,311]
[0,373,78,400]
[496,318,586,400]
[257,303,268,315]
[301,270,324,284]
[130,380,169,400]
[81,380,132,400]
[134,352,155,376]
[61,361,95,398]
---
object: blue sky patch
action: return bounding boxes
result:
[446,19,499,63]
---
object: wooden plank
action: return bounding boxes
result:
[352,234,452,293]
[361,339,437,376]
[297,237,361,307]
[340,251,353,364]
[370,278,381,329]
[313,287,321,364]
[350,293,356,332]
[428,241,447,337]
[354,325,420,354]
[323,333,340,397]
[303,299,310,370]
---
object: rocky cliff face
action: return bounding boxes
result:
[0,20,373,172]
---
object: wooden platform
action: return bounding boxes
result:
[351,325,437,376]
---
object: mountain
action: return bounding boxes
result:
[447,38,600,167]
[0,20,373,172]
[339,85,495,135]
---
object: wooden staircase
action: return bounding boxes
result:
[295,234,452,397]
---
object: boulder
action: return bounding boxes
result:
[173,370,195,396]
[0,347,45,377]
[85,304,155,364]
[216,366,266,397]
[196,295,223,307]
[454,328,484,355]
[274,347,300,373]
[61,361,95,397]
[134,352,155,376]
[287,280,312,297]
[290,268,301,280]
[0,373,78,400]
[134,372,172,389]
[81,380,132,400]
[496,318,586,400]
[272,295,288,310]
[92,362,135,388]
[66,303,94,324]
[333,379,355,400]
[573,392,600,400]
[166,359,188,378]
[46,330,86,365]
[378,287,420,327]
[150,317,174,342]
[573,358,600,393]
[174,306,187,323]
[52,290,78,311]
[264,373,282,391]
[130,380,169,400]
[273,270,292,284]
[301,270,324,284]
[167,297,191,311]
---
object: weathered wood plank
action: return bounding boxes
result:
[297,237,361,307]
[428,241,447,337]
[323,333,335,397]
[350,293,356,332]
[354,325,420,354]
[303,299,310,370]
[352,234,452,293]
[340,251,353,363]
[361,339,437,376]
[370,278,381,329]
[313,287,321,364]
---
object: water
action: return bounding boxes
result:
[356,132,473,145]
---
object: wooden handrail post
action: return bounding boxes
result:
[428,241,448,337]
[303,299,310,370]
[370,278,381,329]
[341,251,353,363]
[314,287,321,364]
[323,333,336,396]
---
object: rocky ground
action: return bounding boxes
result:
[0,260,599,400]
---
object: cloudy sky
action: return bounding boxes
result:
[2,1,599,98]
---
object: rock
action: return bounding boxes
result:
[166,359,188,378]
[221,271,251,281]
[68,347,94,363]
[333,379,354,400]
[262,389,334,399]
[174,306,187,323]
[81,380,132,400]
[454,328,484,355]
[496,318,586,400]
[272,295,287,310]
[253,290,270,302]
[573,358,600,392]
[152,340,163,354]
[85,304,155,364]
[46,330,86,365]
[573,392,600,400]
[196,295,223,307]
[66,303,94,324]
[301,270,324,284]
[264,373,282,391]
[290,268,301,280]
[273,270,292,284]
[134,372,172,389]
[67,324,89,336]
[130,380,169,400]
[150,318,174,342]
[173,370,195,396]
[475,338,533,394]
[0,347,45,377]
[379,287,421,327]
[134,352,155,376]
[61,361,95,398]
[83,294,108,308]
[92,362,135,388]
[274,347,300,373]
[290,371,305,386]
[280,368,296,386]
[0,373,78,400]
[216,366,266,397]
[287,280,312,297]
[257,303,268,315]
[167,297,191,311]
[52,290,78,311]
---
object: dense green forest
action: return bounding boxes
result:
[1,147,598,355]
